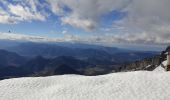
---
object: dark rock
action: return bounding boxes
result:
[165,46,170,52]
[120,55,161,71]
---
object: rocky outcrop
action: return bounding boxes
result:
[120,55,161,71]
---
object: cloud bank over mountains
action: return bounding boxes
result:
[0,0,170,45]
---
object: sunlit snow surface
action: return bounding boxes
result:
[154,61,167,72]
[0,61,169,100]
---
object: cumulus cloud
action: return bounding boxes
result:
[122,0,170,30]
[114,0,170,45]
[8,4,45,21]
[0,0,47,24]
[61,15,96,31]
[47,0,130,30]
[47,0,170,44]
[0,0,170,44]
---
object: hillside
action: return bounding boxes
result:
[0,62,169,100]
[0,44,160,80]
[119,55,161,72]
[0,49,27,67]
[5,42,158,64]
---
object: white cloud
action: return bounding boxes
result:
[119,0,170,33]
[112,0,170,45]
[61,15,96,31]
[47,0,170,44]
[1,31,170,45]
[62,30,67,34]
[8,4,45,21]
[0,0,170,44]
[0,32,82,43]
[0,6,18,24]
[0,0,47,24]
[0,32,62,42]
[48,0,130,30]
[47,0,64,15]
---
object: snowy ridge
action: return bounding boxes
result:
[0,66,170,100]
[154,60,167,72]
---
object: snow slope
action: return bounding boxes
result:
[154,60,167,72]
[0,61,169,100]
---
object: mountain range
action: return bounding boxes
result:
[0,41,160,80]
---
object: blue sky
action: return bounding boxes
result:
[0,0,170,48]
[0,2,86,37]
[0,4,125,35]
